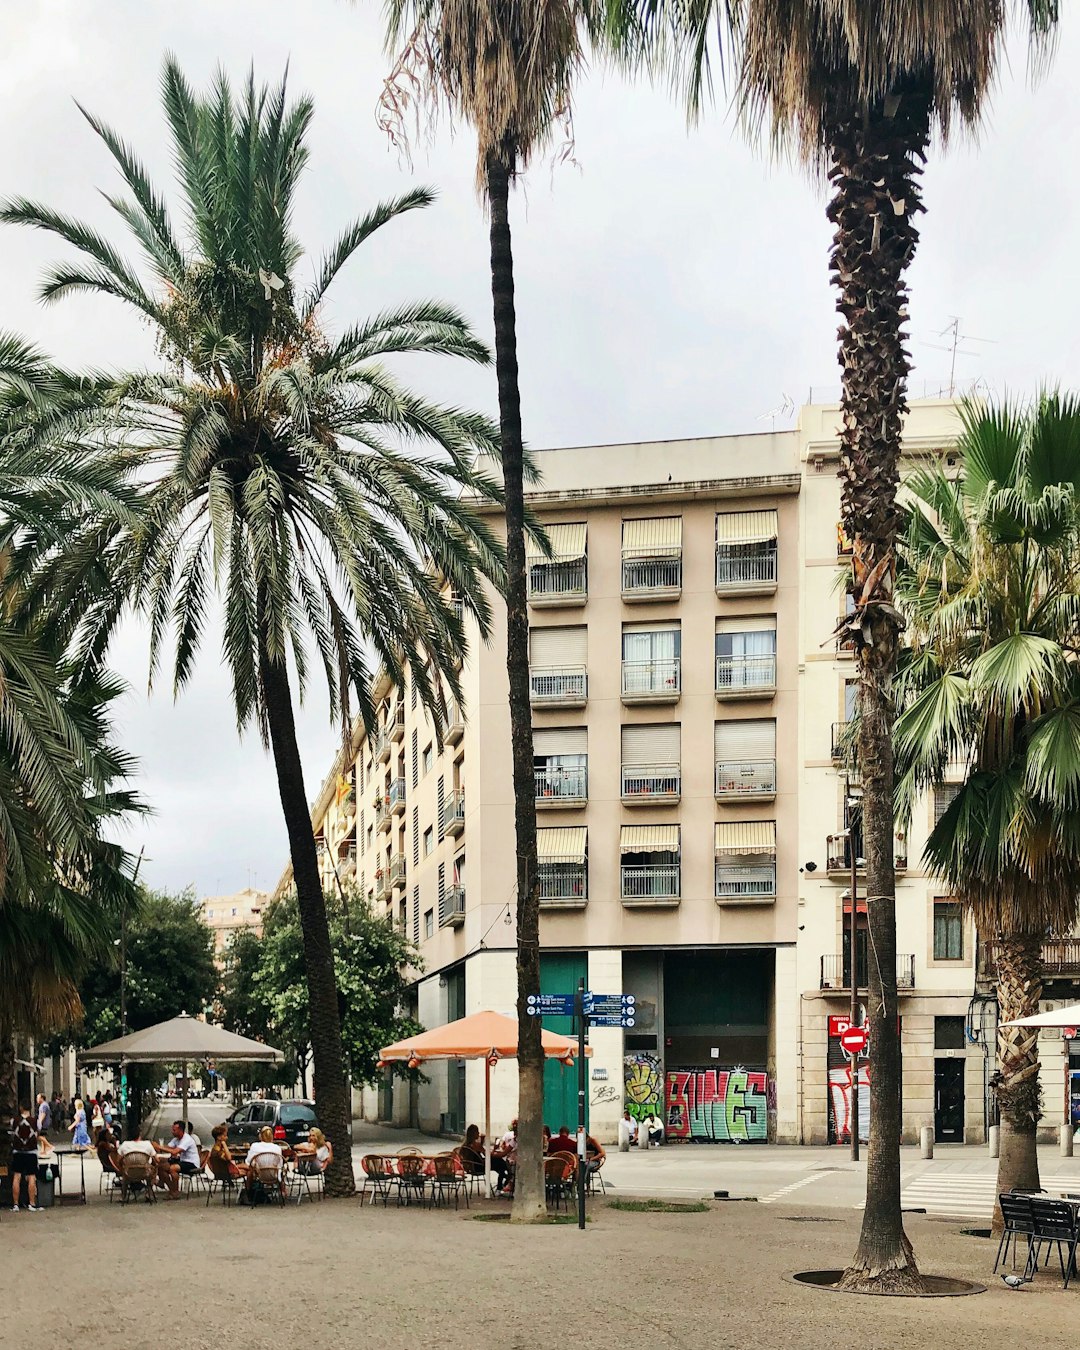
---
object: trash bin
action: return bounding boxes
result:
[36,1165,56,1209]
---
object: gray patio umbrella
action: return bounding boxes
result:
[78,1011,283,1124]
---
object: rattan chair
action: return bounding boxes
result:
[117,1152,157,1205]
[247,1151,285,1209]
[204,1154,241,1207]
[429,1154,467,1210]
[359,1154,394,1206]
[395,1155,429,1207]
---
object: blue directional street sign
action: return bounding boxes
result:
[525,993,577,1017]
[583,993,636,1015]
[589,1013,636,1028]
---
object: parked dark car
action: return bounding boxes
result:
[226,1099,318,1149]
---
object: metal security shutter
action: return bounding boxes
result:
[411,730,418,788]
[533,728,588,755]
[621,724,680,765]
[412,885,420,945]
[622,517,682,555]
[526,522,586,560]
[530,626,587,665]
[438,862,447,925]
[714,720,775,759]
[715,509,778,544]
[412,807,420,867]
[437,775,446,842]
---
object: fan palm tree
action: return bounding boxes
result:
[598,0,1058,1289]
[381,2,585,1221]
[895,394,1080,1216]
[0,58,508,1196]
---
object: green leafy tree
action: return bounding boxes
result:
[1,59,507,1195]
[895,394,1080,1220]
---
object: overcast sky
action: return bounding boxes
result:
[1,2,1076,898]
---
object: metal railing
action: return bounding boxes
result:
[374,873,391,903]
[375,800,391,831]
[819,953,916,991]
[983,938,1080,977]
[621,764,681,799]
[527,557,587,602]
[715,545,777,590]
[831,721,853,762]
[826,833,907,873]
[441,884,466,927]
[714,759,776,798]
[443,789,465,834]
[534,764,588,802]
[374,729,390,763]
[445,700,464,744]
[621,863,680,900]
[390,704,405,741]
[389,853,406,887]
[714,864,776,899]
[715,653,776,694]
[389,777,406,813]
[621,553,682,594]
[621,657,681,698]
[529,665,588,705]
[538,864,588,905]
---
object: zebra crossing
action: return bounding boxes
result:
[899,1172,1080,1218]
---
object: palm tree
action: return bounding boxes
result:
[895,395,1080,1217]
[0,59,507,1196]
[381,2,584,1221]
[598,0,1058,1289]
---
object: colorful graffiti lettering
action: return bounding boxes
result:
[624,1053,662,1120]
[664,1067,769,1142]
[827,1063,869,1145]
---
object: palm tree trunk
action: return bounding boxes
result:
[827,87,931,1294]
[992,931,1043,1228]
[486,148,545,1223]
[258,632,355,1198]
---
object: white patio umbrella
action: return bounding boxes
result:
[999,1003,1080,1029]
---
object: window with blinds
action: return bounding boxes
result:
[622,517,682,595]
[714,720,776,797]
[621,724,680,798]
[412,807,420,867]
[933,783,961,825]
[714,821,777,900]
[534,727,587,802]
[437,862,447,925]
[526,522,587,602]
[537,827,588,905]
[715,509,778,591]
[412,885,420,945]
[437,775,446,842]
[411,730,418,789]
[530,626,588,704]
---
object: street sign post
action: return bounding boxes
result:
[840,1026,868,1057]
[588,1014,636,1028]
[525,994,578,1017]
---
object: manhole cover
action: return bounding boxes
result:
[786,1270,984,1298]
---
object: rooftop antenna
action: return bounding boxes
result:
[758,393,795,431]
[917,317,996,397]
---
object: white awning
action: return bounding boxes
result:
[622,516,682,556]
[714,820,776,856]
[716,509,778,546]
[537,827,587,864]
[527,522,587,561]
[620,825,680,855]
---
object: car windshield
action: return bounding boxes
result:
[279,1105,315,1124]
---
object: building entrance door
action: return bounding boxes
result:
[934,1058,964,1142]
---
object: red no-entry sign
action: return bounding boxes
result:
[840,1026,868,1056]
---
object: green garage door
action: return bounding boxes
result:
[540,953,587,1131]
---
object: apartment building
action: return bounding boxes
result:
[200,887,269,959]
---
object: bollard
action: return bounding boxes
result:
[988,1124,1000,1159]
[638,1122,650,1150]
[1062,1123,1074,1158]
[920,1125,934,1160]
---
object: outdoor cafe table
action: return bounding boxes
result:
[50,1147,88,1206]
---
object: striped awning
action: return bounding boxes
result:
[715,509,778,545]
[527,522,587,561]
[715,820,776,856]
[622,516,682,556]
[537,826,587,864]
[620,825,679,855]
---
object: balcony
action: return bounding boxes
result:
[527,558,587,607]
[714,863,776,903]
[538,863,588,910]
[375,729,391,765]
[715,544,777,596]
[374,871,391,904]
[714,759,776,802]
[445,699,465,745]
[530,665,587,708]
[534,764,587,808]
[983,938,1080,979]
[389,852,406,891]
[831,721,852,763]
[339,854,356,882]
[441,884,466,928]
[443,789,465,838]
[715,653,777,700]
[621,764,681,804]
[621,863,680,907]
[621,657,681,705]
[375,798,392,833]
[621,552,682,602]
[819,953,916,992]
[826,833,907,878]
[389,777,406,816]
[390,704,405,743]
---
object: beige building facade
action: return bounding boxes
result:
[201,887,269,958]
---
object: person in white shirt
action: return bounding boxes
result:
[643,1112,664,1147]
[244,1126,285,1201]
[621,1110,639,1144]
[492,1119,517,1195]
[121,1127,178,1198]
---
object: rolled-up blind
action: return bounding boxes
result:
[715,509,777,545]
[530,625,587,665]
[714,821,776,856]
[533,727,587,755]
[622,517,682,556]
[714,720,775,760]
[527,522,587,561]
[622,724,680,765]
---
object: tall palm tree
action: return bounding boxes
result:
[895,395,1080,1217]
[0,59,507,1196]
[598,0,1058,1289]
[381,2,584,1220]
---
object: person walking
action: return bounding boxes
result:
[35,1093,51,1139]
[10,1107,42,1211]
[69,1098,91,1150]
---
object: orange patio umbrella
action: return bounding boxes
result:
[378,1009,590,1186]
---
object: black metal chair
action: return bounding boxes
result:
[1029,1197,1080,1288]
[995,1192,1035,1274]
[545,1156,574,1212]
[429,1154,468,1210]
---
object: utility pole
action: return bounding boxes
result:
[576,976,587,1232]
[120,846,144,1125]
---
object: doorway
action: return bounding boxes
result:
[935,1059,965,1142]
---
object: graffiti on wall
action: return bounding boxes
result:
[664,1067,769,1143]
[623,1053,662,1120]
[826,1015,870,1145]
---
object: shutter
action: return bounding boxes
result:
[437,775,446,842]
[715,821,776,856]
[621,724,680,765]
[715,615,777,635]
[411,676,418,710]
[530,626,587,665]
[411,730,418,788]
[533,727,588,755]
[934,783,961,824]
[715,509,777,544]
[714,720,775,759]
[412,886,420,945]
[537,827,587,863]
[622,517,682,556]
[438,862,447,925]
[412,807,420,867]
[527,522,586,560]
[620,825,679,854]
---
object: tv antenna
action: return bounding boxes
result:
[758,393,795,430]
[918,317,996,397]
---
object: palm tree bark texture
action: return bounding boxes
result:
[259,630,355,1198]
[486,149,545,1223]
[829,86,931,1294]
[993,933,1044,1202]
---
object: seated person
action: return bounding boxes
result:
[492,1119,517,1194]
[541,1125,552,1153]
[293,1127,333,1175]
[621,1110,638,1145]
[458,1124,485,1177]
[584,1131,606,1176]
[96,1126,119,1173]
[120,1127,177,1198]
[547,1125,576,1156]
[244,1125,285,1197]
[208,1123,247,1178]
[156,1119,202,1179]
[642,1111,664,1147]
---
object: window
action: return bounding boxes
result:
[279,1104,316,1124]
[412,807,420,867]
[933,783,961,826]
[534,727,588,802]
[715,510,778,590]
[411,730,419,789]
[424,909,434,939]
[231,907,238,917]
[412,885,420,945]
[621,724,680,798]
[714,720,776,797]
[423,826,434,857]
[208,910,215,918]
[529,625,588,704]
[526,522,587,602]
[621,517,682,594]
[423,744,434,775]
[621,624,681,697]
[715,621,777,693]
[437,774,446,842]
[934,1016,966,1050]
[620,825,680,900]
[933,899,964,961]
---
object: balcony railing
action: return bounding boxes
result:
[374,729,390,764]
[831,721,852,762]
[527,557,587,605]
[621,553,682,599]
[621,863,680,903]
[715,545,777,594]
[538,863,588,908]
[445,700,464,745]
[375,800,391,833]
[390,704,405,743]
[621,657,681,702]
[715,653,777,698]
[389,853,406,889]
[529,665,587,707]
[714,759,776,800]
[374,872,391,903]
[621,764,681,802]
[443,789,465,837]
[819,953,916,991]
[826,833,907,876]
[983,938,1080,978]
[389,777,406,815]
[714,863,776,901]
[534,764,587,805]
[441,884,466,928]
